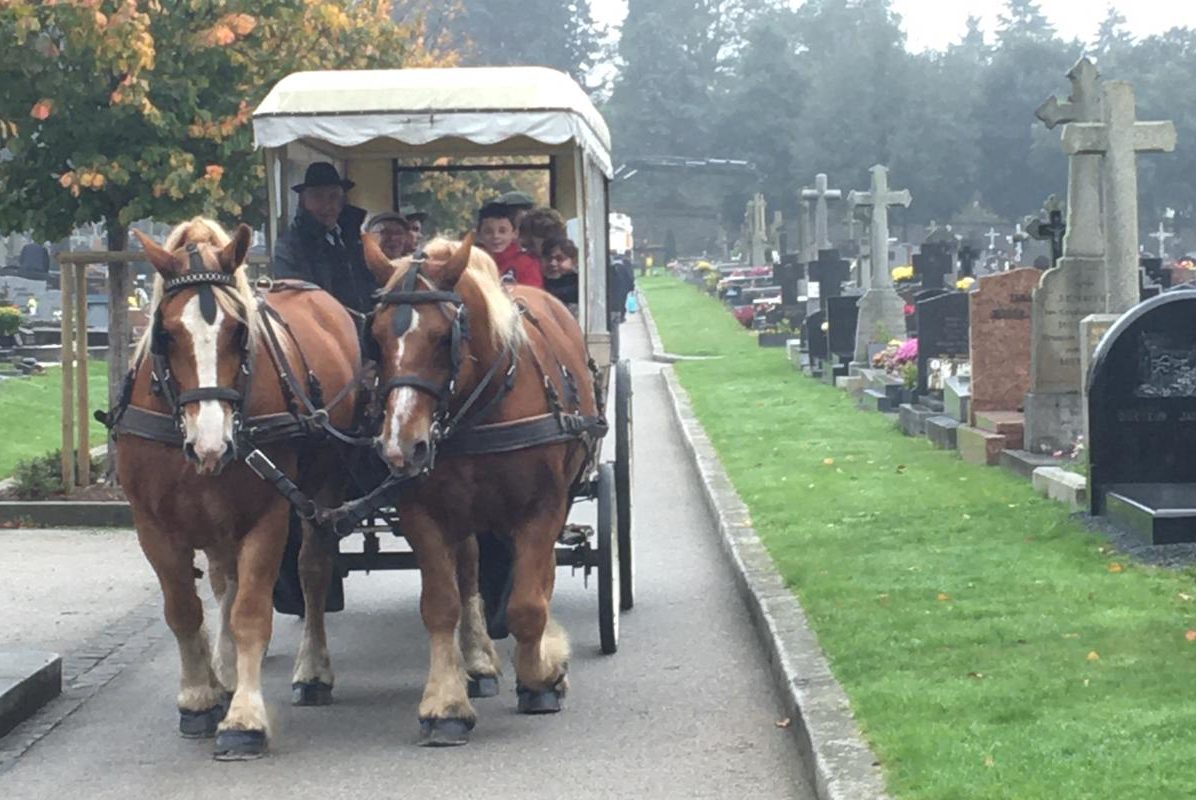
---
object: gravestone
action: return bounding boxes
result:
[804,309,828,372]
[848,165,912,363]
[909,288,948,337]
[916,292,969,397]
[970,269,1040,421]
[1150,222,1174,259]
[826,295,860,380]
[958,243,980,278]
[912,242,954,290]
[1025,195,1066,268]
[810,249,849,311]
[1089,290,1196,543]
[1142,255,1171,289]
[1140,257,1163,300]
[18,243,50,275]
[802,174,843,252]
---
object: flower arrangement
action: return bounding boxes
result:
[871,338,918,376]
[891,265,915,283]
[956,276,976,290]
[0,305,22,337]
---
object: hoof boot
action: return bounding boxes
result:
[213,729,267,761]
[292,681,334,706]
[467,674,500,699]
[178,704,225,739]
[516,684,564,715]
[418,717,475,747]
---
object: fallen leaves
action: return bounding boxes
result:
[822,457,835,466]
[29,99,54,120]
[1186,630,1196,643]
[1107,562,1124,573]
[937,593,952,602]
[983,755,995,768]
[775,717,791,729]
[1086,651,1100,662]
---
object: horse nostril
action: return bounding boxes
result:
[184,442,198,463]
[411,439,429,467]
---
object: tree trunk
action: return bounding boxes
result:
[105,219,130,482]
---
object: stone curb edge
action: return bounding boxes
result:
[637,289,680,363]
[645,300,890,800]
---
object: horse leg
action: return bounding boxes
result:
[457,535,501,699]
[205,546,238,695]
[138,525,225,738]
[507,503,572,715]
[214,501,290,761]
[291,505,337,706]
[406,512,475,746]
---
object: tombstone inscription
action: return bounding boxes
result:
[970,268,1040,422]
[916,292,970,397]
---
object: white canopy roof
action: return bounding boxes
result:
[253,67,612,177]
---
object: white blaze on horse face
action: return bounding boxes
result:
[386,308,424,453]
[180,295,232,458]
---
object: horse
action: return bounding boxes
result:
[116,217,360,760]
[362,234,605,745]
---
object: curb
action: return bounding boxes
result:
[0,501,133,528]
[637,290,678,363]
[660,368,890,800]
[0,652,62,739]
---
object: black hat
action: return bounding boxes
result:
[399,204,428,223]
[291,161,354,193]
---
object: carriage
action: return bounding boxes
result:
[251,66,634,654]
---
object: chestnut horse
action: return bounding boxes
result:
[363,234,604,745]
[118,218,358,759]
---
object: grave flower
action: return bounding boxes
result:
[956,276,975,290]
[891,265,915,282]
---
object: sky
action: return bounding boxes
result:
[589,0,1196,52]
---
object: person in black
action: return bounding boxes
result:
[272,162,375,313]
[271,162,376,617]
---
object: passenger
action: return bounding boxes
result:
[272,162,374,313]
[541,236,579,311]
[518,207,567,262]
[494,190,536,229]
[399,205,429,248]
[367,211,413,259]
[477,202,543,288]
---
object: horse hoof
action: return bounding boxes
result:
[467,674,500,699]
[213,729,267,761]
[516,684,564,715]
[178,704,225,739]
[418,717,475,747]
[292,681,333,706]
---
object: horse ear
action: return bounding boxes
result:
[362,232,396,287]
[218,224,252,274]
[132,229,181,277]
[439,233,474,288]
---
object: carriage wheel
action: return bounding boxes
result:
[597,463,620,655]
[614,358,634,611]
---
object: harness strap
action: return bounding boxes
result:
[385,375,448,402]
[438,413,608,457]
[177,386,242,406]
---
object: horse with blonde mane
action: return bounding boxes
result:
[116,217,359,760]
[362,234,605,745]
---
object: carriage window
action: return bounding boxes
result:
[393,157,552,238]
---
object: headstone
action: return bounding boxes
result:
[776,254,804,307]
[848,165,912,362]
[916,292,969,397]
[801,174,843,252]
[747,193,768,266]
[18,243,50,275]
[798,196,816,266]
[826,295,860,362]
[810,249,849,309]
[1150,222,1174,259]
[804,309,828,369]
[958,243,980,278]
[912,242,954,290]
[984,227,1001,252]
[1142,255,1170,288]
[1140,258,1163,300]
[1088,290,1196,542]
[970,268,1040,423]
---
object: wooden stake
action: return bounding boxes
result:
[59,263,76,494]
[75,267,90,487]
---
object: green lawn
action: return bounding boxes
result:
[0,361,109,478]
[642,273,1196,800]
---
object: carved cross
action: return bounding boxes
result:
[801,173,843,252]
[1063,80,1177,310]
[1025,194,1067,267]
[847,165,911,289]
[1150,222,1174,258]
[984,227,1000,251]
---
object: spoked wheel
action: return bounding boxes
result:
[596,462,619,655]
[614,358,634,611]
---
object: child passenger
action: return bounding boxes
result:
[542,236,579,309]
[477,202,543,288]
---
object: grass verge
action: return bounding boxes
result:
[0,361,109,478]
[642,273,1196,800]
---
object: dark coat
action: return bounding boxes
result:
[272,205,377,313]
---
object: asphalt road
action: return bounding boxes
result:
[0,314,813,800]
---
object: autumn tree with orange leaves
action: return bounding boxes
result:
[0,0,449,252]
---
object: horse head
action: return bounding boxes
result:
[364,234,477,477]
[133,219,253,475]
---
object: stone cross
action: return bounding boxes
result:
[1062,79,1177,310]
[1036,57,1104,260]
[746,192,768,265]
[1025,194,1067,267]
[847,165,911,288]
[1150,222,1174,258]
[798,194,815,264]
[848,201,871,288]
[958,243,980,277]
[801,173,843,252]
[984,227,1000,251]
[1010,223,1029,264]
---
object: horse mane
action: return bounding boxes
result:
[131,216,260,365]
[386,238,527,353]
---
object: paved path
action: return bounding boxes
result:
[0,316,814,800]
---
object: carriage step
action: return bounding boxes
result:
[559,524,591,546]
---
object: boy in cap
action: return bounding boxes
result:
[367,211,414,259]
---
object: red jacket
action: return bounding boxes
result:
[490,242,544,288]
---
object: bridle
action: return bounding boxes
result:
[149,243,253,456]
[370,253,518,472]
